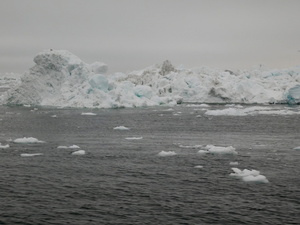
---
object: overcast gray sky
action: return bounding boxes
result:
[1,0,300,74]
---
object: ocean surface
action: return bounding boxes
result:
[0,105,299,225]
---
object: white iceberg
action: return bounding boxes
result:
[158,151,177,157]
[293,146,300,150]
[125,137,143,140]
[13,137,45,144]
[81,112,97,115]
[21,153,43,157]
[0,143,10,149]
[194,165,204,168]
[71,150,86,155]
[113,126,130,130]
[1,50,300,109]
[230,168,269,183]
[57,145,80,149]
[199,145,238,155]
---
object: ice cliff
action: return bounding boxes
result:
[1,49,299,108]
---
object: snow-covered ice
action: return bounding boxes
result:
[13,137,45,144]
[125,137,143,140]
[20,153,43,157]
[158,151,177,157]
[113,126,130,130]
[71,150,86,155]
[230,168,269,183]
[199,145,238,155]
[57,145,80,149]
[2,49,300,108]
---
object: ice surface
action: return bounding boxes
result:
[230,168,269,183]
[113,126,130,130]
[1,49,300,108]
[71,150,86,155]
[125,137,143,140]
[20,153,43,157]
[158,151,177,156]
[13,137,45,143]
[199,145,238,155]
[0,143,9,149]
[57,145,80,149]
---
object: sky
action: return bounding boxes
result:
[1,0,300,74]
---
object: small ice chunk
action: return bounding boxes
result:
[229,162,239,165]
[125,137,143,140]
[0,143,10,149]
[21,153,43,157]
[158,151,177,156]
[81,112,97,116]
[194,165,204,168]
[57,145,80,149]
[229,168,269,183]
[13,137,45,144]
[201,145,238,155]
[293,146,300,150]
[242,174,269,183]
[198,150,209,154]
[113,126,130,130]
[51,115,57,118]
[71,150,86,155]
[179,144,202,149]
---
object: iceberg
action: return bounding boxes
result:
[20,153,43,157]
[13,137,45,144]
[1,49,300,108]
[0,143,10,149]
[158,151,177,157]
[199,145,238,155]
[125,137,143,140]
[71,150,86,155]
[57,145,80,149]
[230,168,269,183]
[113,126,130,130]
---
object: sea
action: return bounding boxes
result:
[0,104,299,225]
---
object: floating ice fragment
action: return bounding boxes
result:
[194,165,204,168]
[13,137,45,144]
[113,126,130,130]
[293,146,300,150]
[0,143,9,149]
[51,115,57,118]
[158,151,177,156]
[71,150,86,155]
[229,168,269,183]
[81,112,97,116]
[179,144,202,149]
[125,137,143,140]
[201,145,238,155]
[57,145,80,149]
[21,153,43,157]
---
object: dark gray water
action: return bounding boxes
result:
[0,105,299,225]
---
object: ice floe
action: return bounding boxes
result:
[0,143,10,149]
[125,137,143,140]
[21,153,43,157]
[57,145,80,149]
[198,145,238,155]
[293,146,300,150]
[229,168,269,183]
[194,165,204,168]
[71,150,86,155]
[13,137,45,144]
[81,112,97,116]
[113,126,130,130]
[158,151,177,157]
